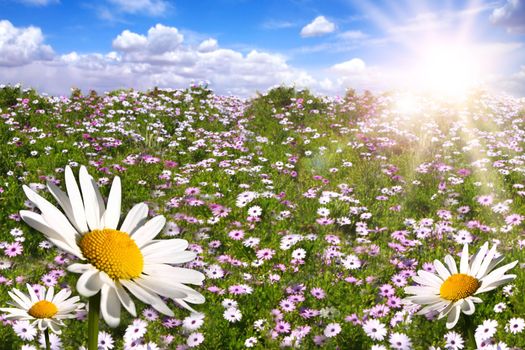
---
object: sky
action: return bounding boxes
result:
[1,0,525,97]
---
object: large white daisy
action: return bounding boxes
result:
[20,165,205,327]
[0,284,84,334]
[403,242,518,329]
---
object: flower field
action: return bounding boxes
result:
[1,84,525,349]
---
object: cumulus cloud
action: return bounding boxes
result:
[112,30,148,52]
[112,24,183,54]
[198,38,218,52]
[300,16,335,37]
[490,0,525,33]
[0,20,54,66]
[107,0,169,16]
[0,22,320,96]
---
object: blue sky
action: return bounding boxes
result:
[1,0,524,96]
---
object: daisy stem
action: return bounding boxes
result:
[44,329,50,350]
[87,292,101,350]
[464,315,476,348]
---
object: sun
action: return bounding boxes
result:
[412,43,482,99]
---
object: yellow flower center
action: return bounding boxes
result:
[440,273,480,301]
[79,228,144,280]
[28,300,58,319]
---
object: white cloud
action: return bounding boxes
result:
[337,30,367,40]
[300,16,335,37]
[331,58,366,74]
[0,23,317,96]
[112,24,183,54]
[146,24,184,53]
[198,38,218,52]
[107,0,169,16]
[0,20,54,66]
[490,0,525,33]
[112,30,148,52]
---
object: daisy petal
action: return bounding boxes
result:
[79,166,103,231]
[120,203,148,234]
[76,270,102,297]
[114,282,136,317]
[64,166,88,232]
[131,215,166,248]
[100,284,121,328]
[102,176,121,230]
[459,244,469,274]
[446,303,461,329]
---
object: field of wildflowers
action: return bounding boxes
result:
[0,84,524,349]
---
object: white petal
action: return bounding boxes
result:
[172,283,205,304]
[26,283,40,303]
[417,301,447,315]
[76,270,102,297]
[20,210,83,257]
[475,243,498,279]
[79,166,103,230]
[142,239,195,264]
[404,286,439,296]
[412,275,441,288]
[479,260,518,287]
[477,275,516,293]
[64,166,88,232]
[45,287,54,302]
[417,270,444,288]
[469,242,489,277]
[21,188,79,247]
[459,244,469,274]
[143,265,205,285]
[102,176,121,229]
[47,182,79,231]
[173,298,199,313]
[132,215,166,248]
[446,303,461,329]
[8,289,32,309]
[142,238,188,253]
[120,280,174,316]
[404,295,442,305]
[100,284,121,328]
[52,289,72,306]
[434,259,451,280]
[134,275,188,299]
[460,298,476,315]
[0,308,30,319]
[120,203,148,234]
[114,282,136,317]
[444,255,458,275]
[67,263,92,274]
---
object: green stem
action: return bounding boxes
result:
[87,292,101,350]
[464,316,476,348]
[44,328,50,350]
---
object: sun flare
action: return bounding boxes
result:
[411,43,483,99]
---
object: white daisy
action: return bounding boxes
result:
[506,317,525,334]
[20,165,205,327]
[475,319,498,342]
[404,242,518,329]
[362,319,387,341]
[0,284,84,334]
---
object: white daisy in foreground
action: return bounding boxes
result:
[0,284,84,334]
[20,165,205,327]
[404,242,517,329]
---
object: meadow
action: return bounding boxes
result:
[0,83,524,349]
